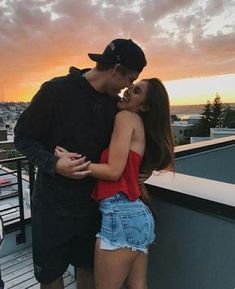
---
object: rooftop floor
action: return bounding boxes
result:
[0,247,76,289]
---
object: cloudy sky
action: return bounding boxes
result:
[0,0,235,105]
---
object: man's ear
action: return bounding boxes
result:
[112,64,119,71]
[109,64,119,76]
[111,64,122,77]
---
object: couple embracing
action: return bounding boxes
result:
[14,38,174,289]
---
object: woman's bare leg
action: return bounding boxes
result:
[94,239,140,289]
[124,253,148,289]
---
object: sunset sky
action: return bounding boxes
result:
[0,0,235,105]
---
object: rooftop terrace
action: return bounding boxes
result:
[0,136,235,289]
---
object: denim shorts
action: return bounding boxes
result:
[96,193,156,254]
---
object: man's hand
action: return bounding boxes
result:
[56,154,91,179]
[55,151,91,179]
[55,146,70,158]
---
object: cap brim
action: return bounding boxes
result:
[88,53,103,62]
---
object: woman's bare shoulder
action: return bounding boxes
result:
[115,110,140,122]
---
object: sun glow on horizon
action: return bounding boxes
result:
[164,74,235,105]
[1,73,235,106]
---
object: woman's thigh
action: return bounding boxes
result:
[124,253,148,289]
[94,239,140,289]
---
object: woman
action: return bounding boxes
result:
[56,78,174,289]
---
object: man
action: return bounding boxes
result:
[14,39,147,289]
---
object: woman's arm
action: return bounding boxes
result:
[88,110,135,181]
[54,111,136,181]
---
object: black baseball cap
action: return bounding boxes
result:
[88,39,147,73]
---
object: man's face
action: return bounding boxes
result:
[107,70,139,96]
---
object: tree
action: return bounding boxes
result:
[171,114,180,123]
[211,94,224,128]
[197,100,212,136]
[223,104,235,128]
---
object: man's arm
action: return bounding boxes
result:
[14,82,90,179]
[14,82,59,175]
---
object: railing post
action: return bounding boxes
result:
[16,160,26,244]
[28,162,35,207]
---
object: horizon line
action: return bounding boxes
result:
[1,101,235,107]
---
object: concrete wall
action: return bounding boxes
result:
[147,197,235,289]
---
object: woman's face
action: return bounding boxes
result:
[117,80,148,113]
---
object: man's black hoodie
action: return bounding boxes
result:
[14,67,117,216]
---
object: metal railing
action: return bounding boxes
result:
[0,157,35,244]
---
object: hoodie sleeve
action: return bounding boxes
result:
[14,81,59,176]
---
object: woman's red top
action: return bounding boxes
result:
[92,149,142,201]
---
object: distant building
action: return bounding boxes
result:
[172,121,194,143]
[187,114,201,125]
[0,130,7,141]
[191,128,235,143]
[0,149,7,160]
[0,117,3,127]
[190,136,211,143]
[0,140,15,151]
[210,128,235,138]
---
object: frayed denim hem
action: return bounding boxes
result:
[96,234,149,254]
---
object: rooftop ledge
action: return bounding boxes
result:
[174,135,235,154]
[145,135,235,219]
[146,171,235,208]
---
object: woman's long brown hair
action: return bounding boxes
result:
[139,78,175,216]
